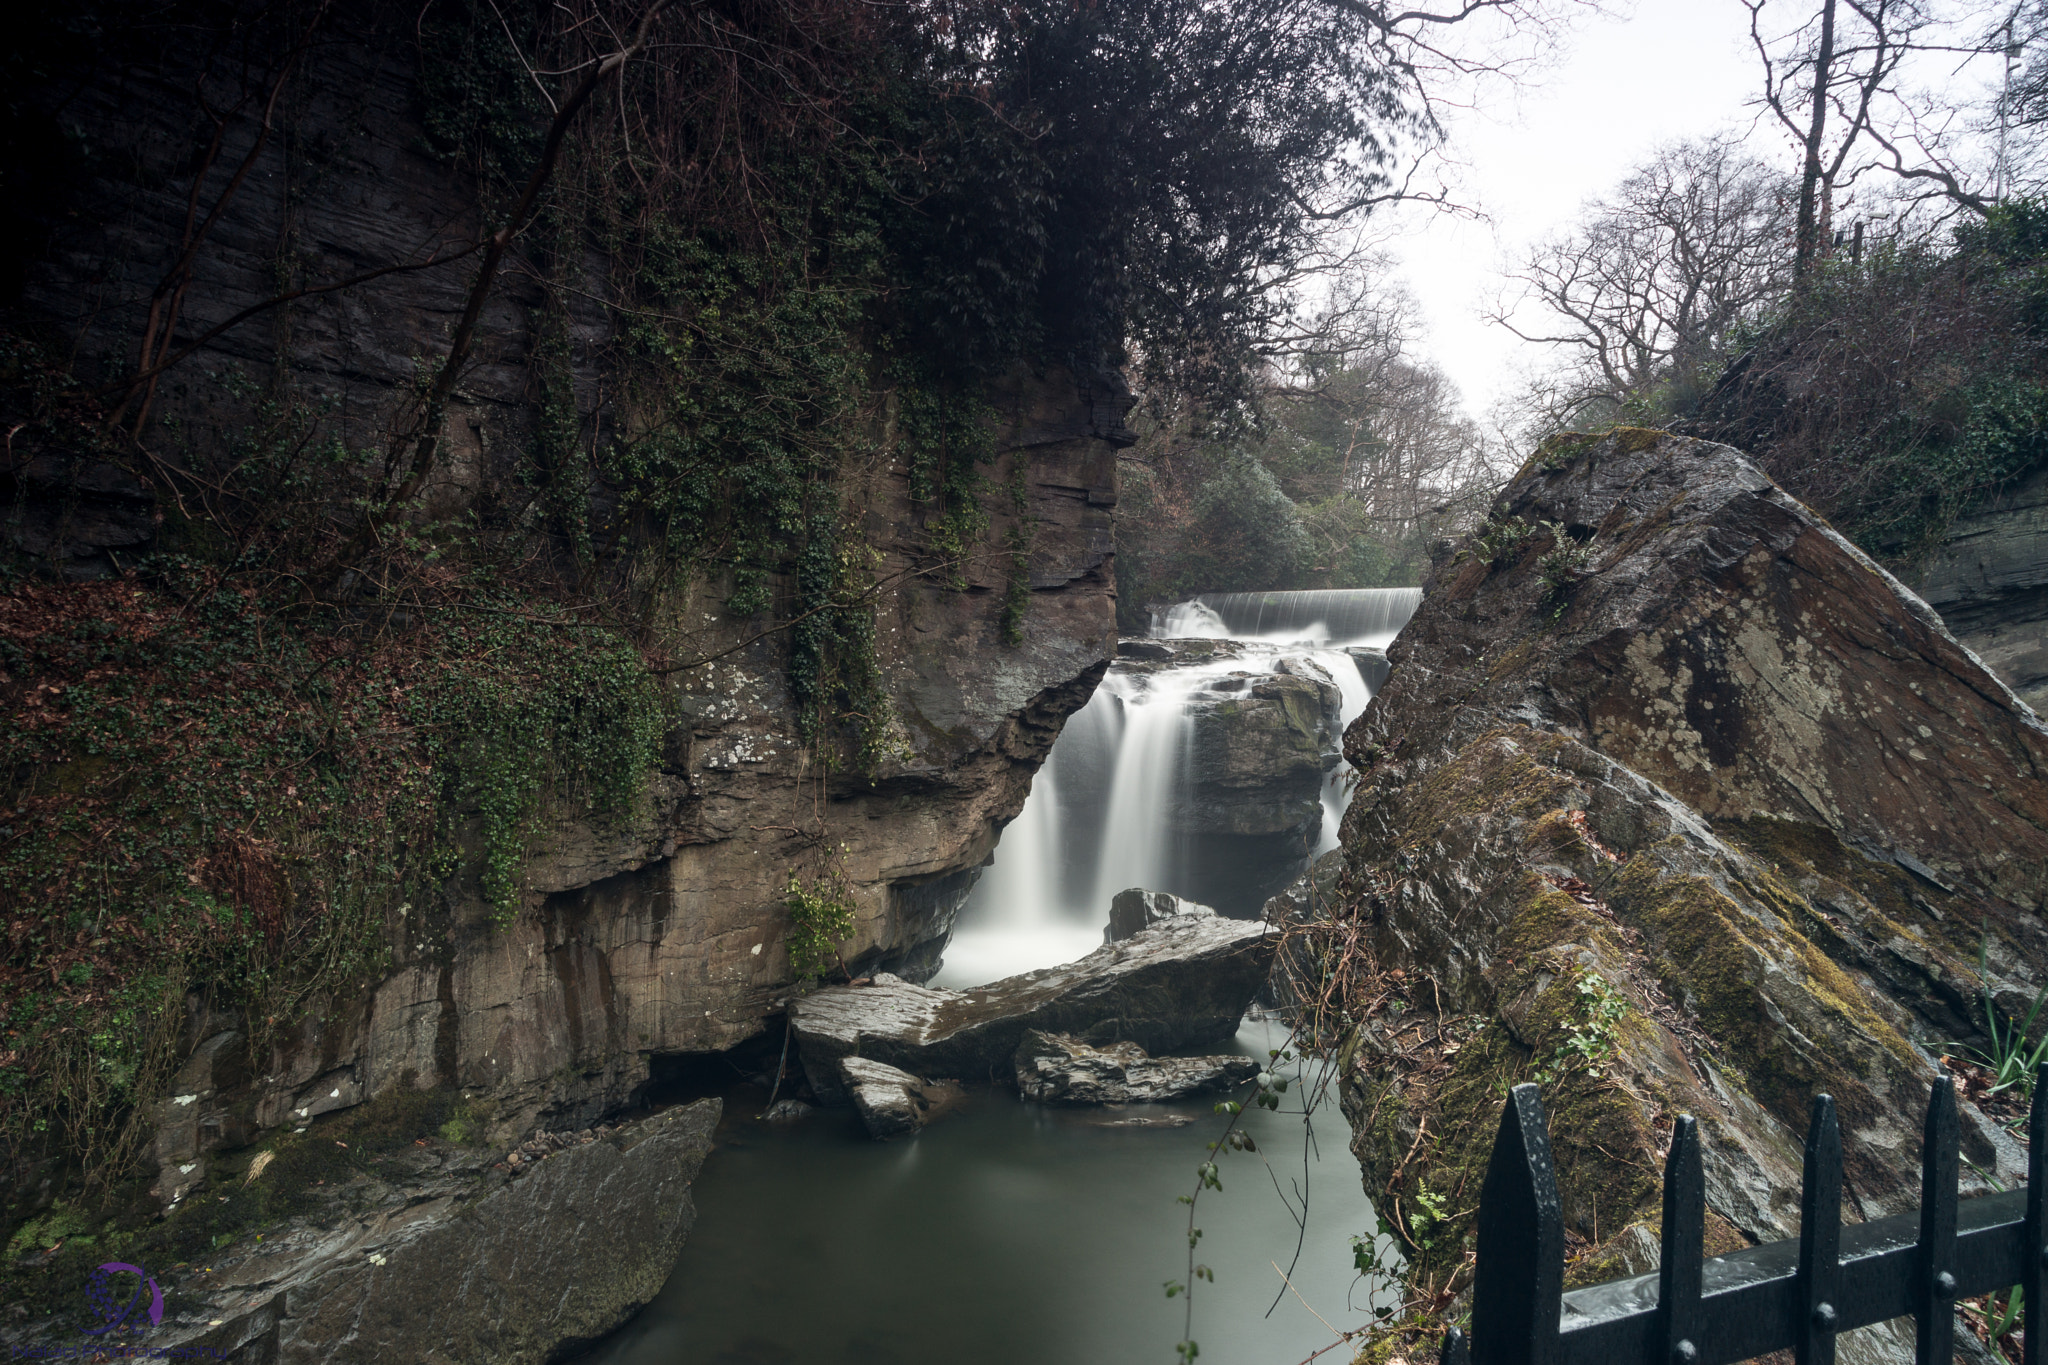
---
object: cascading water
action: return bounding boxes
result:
[931,587,1420,988]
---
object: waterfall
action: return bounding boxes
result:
[930,588,1419,988]
[1154,588,1422,646]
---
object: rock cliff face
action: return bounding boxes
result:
[144,367,1122,1196]
[1330,430,2048,1309]
[4,11,1126,1193]
[1913,461,2048,710]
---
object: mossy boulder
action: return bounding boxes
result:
[1329,429,2047,1305]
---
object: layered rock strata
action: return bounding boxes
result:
[1332,429,2048,1305]
[1913,461,2048,710]
[789,914,1274,1102]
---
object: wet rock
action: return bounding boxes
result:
[1345,647,1392,693]
[1013,1030,1258,1103]
[15,1099,721,1365]
[838,1057,961,1139]
[1333,427,2048,1290]
[1106,888,1217,942]
[791,914,1274,1103]
[760,1098,814,1122]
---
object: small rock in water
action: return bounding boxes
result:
[837,1057,961,1140]
[1105,888,1216,943]
[760,1098,814,1122]
[1091,1113,1196,1128]
[1014,1030,1257,1104]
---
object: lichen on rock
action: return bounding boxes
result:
[1322,428,2048,1317]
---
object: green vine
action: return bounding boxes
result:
[784,850,857,984]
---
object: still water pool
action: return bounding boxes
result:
[577,1019,1392,1365]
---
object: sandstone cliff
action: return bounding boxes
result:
[1326,430,2048,1313]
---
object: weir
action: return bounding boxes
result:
[932,588,1421,988]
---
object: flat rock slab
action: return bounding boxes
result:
[1014,1030,1258,1104]
[838,1056,962,1139]
[75,1099,721,1365]
[792,914,1273,1103]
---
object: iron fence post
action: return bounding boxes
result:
[1660,1115,1705,1363]
[1796,1094,1842,1365]
[1471,1082,1564,1365]
[2025,1064,2047,1365]
[1916,1077,1959,1365]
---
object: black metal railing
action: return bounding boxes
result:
[1439,1067,2048,1365]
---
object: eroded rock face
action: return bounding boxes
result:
[16,1099,720,1365]
[1914,461,2048,710]
[1106,888,1217,942]
[1013,1030,1258,1103]
[1333,429,2048,1295]
[789,914,1274,1103]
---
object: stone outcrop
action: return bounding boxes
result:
[1013,1030,1258,1103]
[837,1057,962,1140]
[1106,888,1217,942]
[7,1099,718,1365]
[1914,461,2048,709]
[1331,429,2048,1306]
[789,914,1274,1102]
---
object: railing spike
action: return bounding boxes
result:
[1797,1094,1842,1365]
[1440,1324,1473,1365]
[1471,1082,1563,1365]
[1916,1075,1959,1365]
[1660,1115,1705,1365]
[2024,1062,2047,1365]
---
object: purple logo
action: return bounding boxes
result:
[81,1260,164,1336]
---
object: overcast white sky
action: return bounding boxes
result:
[1382,2,1784,420]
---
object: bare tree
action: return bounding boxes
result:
[1490,139,1795,425]
[1743,0,2009,273]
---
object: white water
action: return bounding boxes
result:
[931,588,1418,989]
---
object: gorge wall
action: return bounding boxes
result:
[1,8,1126,1209]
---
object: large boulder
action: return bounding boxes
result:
[4,1099,719,1365]
[1106,888,1217,942]
[790,914,1273,1103]
[1013,1030,1259,1103]
[1330,429,2048,1302]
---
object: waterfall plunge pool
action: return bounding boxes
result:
[579,589,1423,1364]
[575,1019,1392,1365]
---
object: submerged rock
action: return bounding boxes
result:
[790,914,1273,1103]
[838,1057,962,1139]
[1013,1030,1258,1103]
[1331,428,2048,1308]
[1106,887,1217,942]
